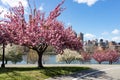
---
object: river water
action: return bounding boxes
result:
[1,55,120,64]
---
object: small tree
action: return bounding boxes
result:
[56,49,82,64]
[93,49,120,64]
[27,49,38,64]
[6,51,22,64]
[80,51,91,63]
[105,49,120,64]
[27,49,50,64]
[93,50,106,64]
[0,44,23,64]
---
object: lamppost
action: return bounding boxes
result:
[1,42,5,68]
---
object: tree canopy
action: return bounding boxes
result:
[0,0,82,68]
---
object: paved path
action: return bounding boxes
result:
[45,64,120,80]
[5,64,120,80]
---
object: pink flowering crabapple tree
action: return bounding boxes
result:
[93,50,106,64]
[0,17,11,68]
[93,49,120,64]
[1,0,82,68]
[80,51,91,64]
[105,49,120,64]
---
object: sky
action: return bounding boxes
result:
[0,0,120,42]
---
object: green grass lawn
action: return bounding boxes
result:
[0,67,90,80]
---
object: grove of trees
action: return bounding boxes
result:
[0,0,119,68]
[0,0,82,68]
[93,49,120,64]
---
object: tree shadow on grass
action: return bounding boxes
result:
[52,69,114,80]
[43,68,115,80]
[0,67,114,80]
[0,67,90,77]
[78,69,114,80]
[39,67,90,77]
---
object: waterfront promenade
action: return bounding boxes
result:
[5,64,120,80]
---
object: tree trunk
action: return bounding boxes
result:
[37,51,44,68]
[81,60,84,64]
[109,61,112,64]
[1,43,5,68]
[32,43,48,68]
[5,60,7,64]
[98,62,101,64]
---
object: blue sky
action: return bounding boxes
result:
[0,0,120,42]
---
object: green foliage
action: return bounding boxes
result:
[27,49,38,64]
[0,68,46,80]
[39,67,90,77]
[27,49,50,64]
[6,51,23,64]
[0,44,23,64]
[0,67,90,80]
[25,46,55,64]
[44,46,56,55]
[45,46,54,52]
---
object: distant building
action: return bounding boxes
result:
[73,31,77,37]
[84,40,94,54]
[108,41,119,50]
[78,32,84,42]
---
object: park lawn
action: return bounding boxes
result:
[0,67,90,80]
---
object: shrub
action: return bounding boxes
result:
[56,49,82,64]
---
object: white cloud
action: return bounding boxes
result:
[84,33,96,39]
[39,4,44,11]
[98,37,105,40]
[1,0,28,8]
[74,0,98,6]
[0,6,8,18]
[101,31,109,35]
[112,37,120,41]
[67,22,72,26]
[39,6,43,11]
[1,0,28,14]
[112,29,120,35]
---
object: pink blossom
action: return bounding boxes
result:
[93,49,120,64]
